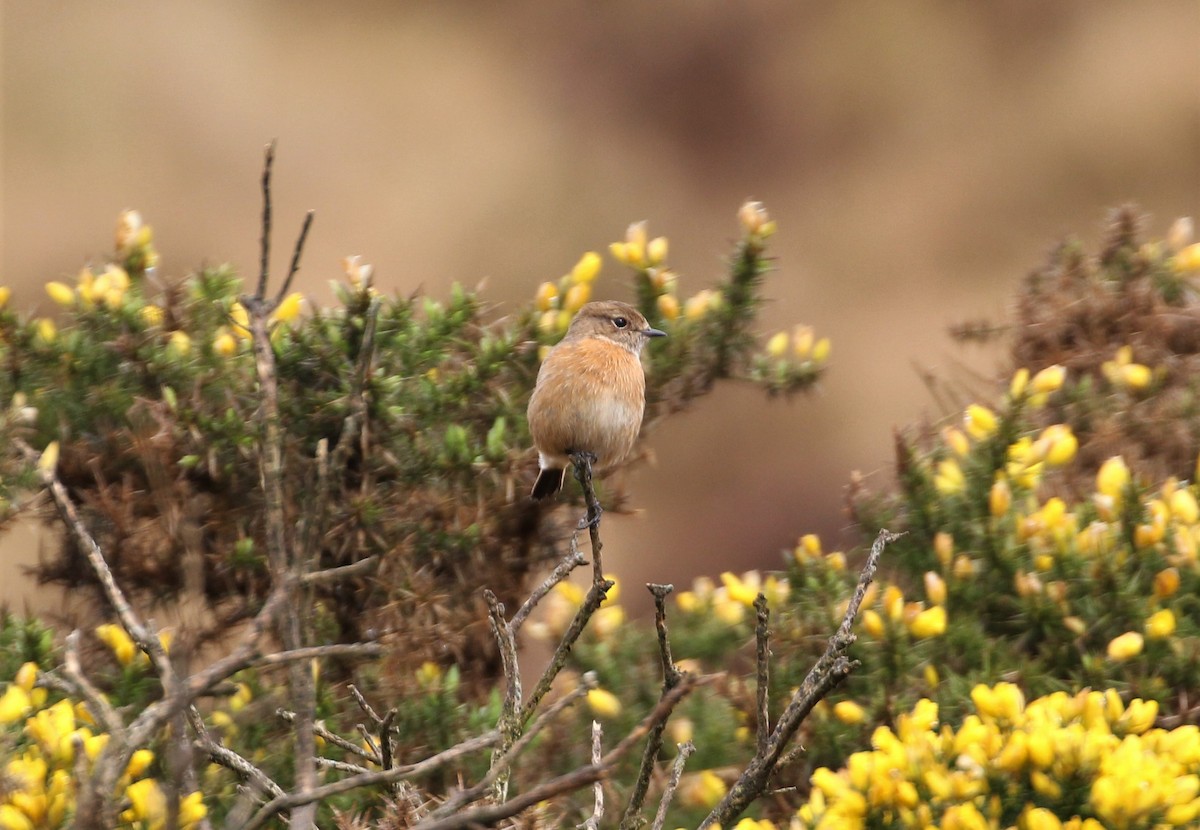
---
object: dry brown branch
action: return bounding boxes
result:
[570,452,606,583]
[485,590,522,801]
[754,593,771,757]
[509,542,588,635]
[651,742,695,830]
[427,672,597,820]
[349,683,384,724]
[278,709,380,764]
[412,675,707,830]
[62,630,125,740]
[618,583,682,830]
[250,642,383,669]
[301,555,379,586]
[238,729,502,830]
[699,528,903,829]
[583,721,604,830]
[241,141,324,830]
[189,706,285,800]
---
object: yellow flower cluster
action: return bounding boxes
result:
[857,578,948,642]
[1101,346,1154,392]
[797,686,1200,830]
[763,325,831,368]
[45,264,132,311]
[534,250,603,341]
[675,570,790,626]
[737,200,777,246]
[0,661,206,829]
[114,209,159,273]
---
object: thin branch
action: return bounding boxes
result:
[22,440,173,681]
[509,544,588,635]
[520,577,614,725]
[349,684,384,725]
[699,528,903,829]
[237,729,501,830]
[249,642,382,669]
[189,707,284,800]
[754,593,770,757]
[618,583,682,830]
[379,708,397,772]
[428,672,596,820]
[358,723,383,762]
[256,141,274,300]
[301,556,378,586]
[650,743,695,830]
[570,452,605,584]
[278,709,380,764]
[414,676,706,830]
[485,590,522,801]
[583,721,604,830]
[62,630,125,740]
[275,210,315,303]
[315,757,372,776]
[245,146,320,829]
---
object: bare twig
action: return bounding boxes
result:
[428,672,597,820]
[699,528,903,829]
[357,723,382,760]
[301,555,379,586]
[520,577,613,724]
[650,743,695,830]
[250,642,382,669]
[379,708,397,771]
[583,721,604,830]
[485,590,522,801]
[22,440,177,828]
[509,544,588,635]
[754,593,770,757]
[414,675,707,830]
[349,684,384,725]
[570,452,605,584]
[189,707,284,800]
[315,757,372,776]
[278,709,380,764]
[239,729,502,830]
[276,210,315,303]
[618,583,682,830]
[244,143,322,830]
[62,630,125,740]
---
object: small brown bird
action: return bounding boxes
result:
[527,300,666,500]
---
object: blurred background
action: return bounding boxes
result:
[2,2,1197,612]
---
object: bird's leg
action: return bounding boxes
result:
[570,451,603,529]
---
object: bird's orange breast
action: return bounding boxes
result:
[527,337,647,470]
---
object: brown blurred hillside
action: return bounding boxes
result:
[2,2,1197,613]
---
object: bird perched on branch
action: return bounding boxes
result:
[527,300,666,500]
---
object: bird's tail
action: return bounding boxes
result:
[531,467,567,500]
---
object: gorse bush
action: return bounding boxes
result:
[1,197,1198,829]
[0,204,824,684]
[0,195,834,828]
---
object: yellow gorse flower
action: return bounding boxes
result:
[270,291,304,325]
[586,688,622,719]
[45,282,75,307]
[796,688,1195,830]
[95,623,138,666]
[963,404,998,440]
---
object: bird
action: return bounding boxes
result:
[527,300,666,500]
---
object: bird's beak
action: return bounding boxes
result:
[643,327,667,338]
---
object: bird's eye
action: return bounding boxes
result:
[613,317,629,329]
